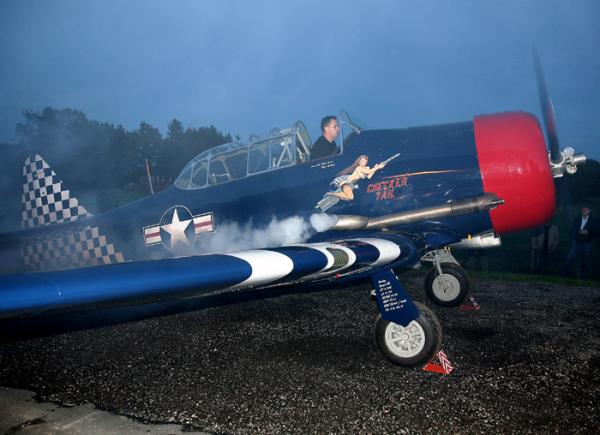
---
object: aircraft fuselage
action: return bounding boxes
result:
[1,111,554,276]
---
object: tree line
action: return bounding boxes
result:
[15,107,233,191]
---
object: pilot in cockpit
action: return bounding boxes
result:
[311,115,339,160]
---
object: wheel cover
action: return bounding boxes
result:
[432,274,461,302]
[384,320,426,358]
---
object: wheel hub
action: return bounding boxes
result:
[384,321,426,358]
[432,273,461,302]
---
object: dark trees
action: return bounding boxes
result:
[15,108,231,190]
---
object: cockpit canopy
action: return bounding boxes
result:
[175,121,314,190]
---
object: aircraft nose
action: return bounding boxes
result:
[473,112,555,234]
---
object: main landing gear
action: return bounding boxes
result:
[371,271,442,367]
[375,302,442,367]
[421,249,470,307]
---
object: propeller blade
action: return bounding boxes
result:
[533,49,562,163]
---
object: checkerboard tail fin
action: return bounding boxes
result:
[21,154,90,229]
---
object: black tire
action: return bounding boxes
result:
[426,304,444,352]
[375,301,442,367]
[424,262,469,307]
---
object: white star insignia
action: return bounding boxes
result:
[161,209,191,249]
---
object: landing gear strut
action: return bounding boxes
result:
[421,249,470,307]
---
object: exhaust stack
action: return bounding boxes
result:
[328,193,503,231]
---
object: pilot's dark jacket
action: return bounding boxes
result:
[311,136,338,160]
[569,213,597,244]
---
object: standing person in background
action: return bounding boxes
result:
[562,206,597,279]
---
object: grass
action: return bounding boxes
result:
[470,270,600,288]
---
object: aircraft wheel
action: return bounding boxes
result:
[425,262,469,307]
[375,302,442,367]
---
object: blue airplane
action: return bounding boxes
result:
[0,57,587,367]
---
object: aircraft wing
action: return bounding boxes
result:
[0,236,419,320]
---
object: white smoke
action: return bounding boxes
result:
[192,213,338,254]
[309,213,338,233]
[195,215,306,254]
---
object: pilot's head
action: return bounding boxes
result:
[321,115,339,141]
[582,206,591,217]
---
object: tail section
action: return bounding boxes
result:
[22,155,90,229]
[17,154,126,272]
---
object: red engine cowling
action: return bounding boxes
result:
[473,112,555,234]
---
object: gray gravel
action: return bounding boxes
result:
[0,272,599,434]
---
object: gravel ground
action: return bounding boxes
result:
[0,272,599,434]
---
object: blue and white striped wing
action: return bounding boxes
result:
[0,237,414,319]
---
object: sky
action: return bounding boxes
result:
[1,0,599,159]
